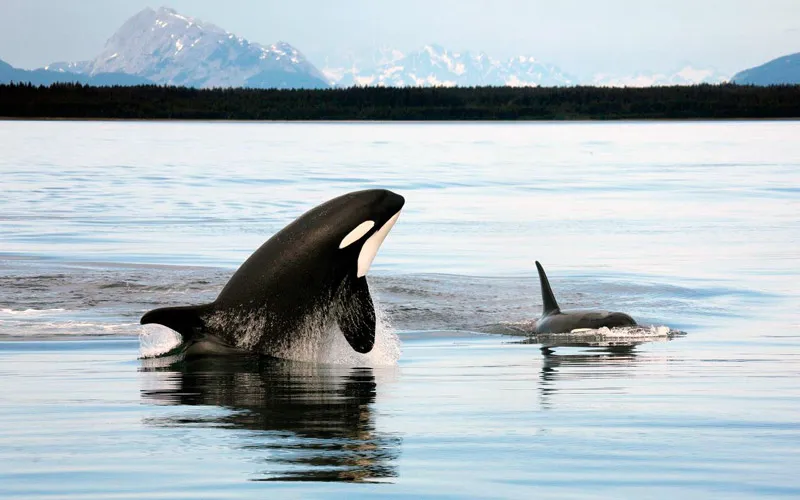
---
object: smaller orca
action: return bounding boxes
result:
[533,261,637,334]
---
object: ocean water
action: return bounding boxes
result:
[1,120,799,498]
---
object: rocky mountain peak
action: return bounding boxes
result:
[47,6,328,89]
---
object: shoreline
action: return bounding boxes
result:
[3,116,800,123]
[3,83,799,120]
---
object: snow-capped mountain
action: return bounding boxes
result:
[320,46,405,85]
[591,66,729,87]
[504,55,574,87]
[46,7,329,89]
[43,61,93,74]
[326,45,575,88]
[324,46,729,88]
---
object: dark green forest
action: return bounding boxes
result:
[1,82,799,120]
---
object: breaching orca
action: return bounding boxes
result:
[141,189,405,356]
[533,261,637,334]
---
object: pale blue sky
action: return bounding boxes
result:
[0,0,798,76]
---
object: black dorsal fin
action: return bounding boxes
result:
[140,305,208,341]
[535,261,561,317]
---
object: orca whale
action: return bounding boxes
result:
[533,261,637,334]
[141,189,405,356]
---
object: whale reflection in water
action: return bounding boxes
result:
[140,356,401,483]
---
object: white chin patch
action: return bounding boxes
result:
[357,211,401,278]
[339,220,375,249]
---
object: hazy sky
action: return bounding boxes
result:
[0,0,798,76]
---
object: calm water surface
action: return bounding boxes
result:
[0,121,798,498]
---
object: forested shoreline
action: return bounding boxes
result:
[1,82,799,120]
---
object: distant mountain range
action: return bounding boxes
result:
[322,46,728,88]
[323,44,576,87]
[590,66,729,87]
[732,52,800,85]
[0,58,152,86]
[1,6,797,89]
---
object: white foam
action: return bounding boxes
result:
[139,324,182,358]
[544,325,683,347]
[569,326,680,340]
[0,308,66,316]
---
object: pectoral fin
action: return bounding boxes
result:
[335,275,376,354]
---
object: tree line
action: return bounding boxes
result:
[1,82,799,120]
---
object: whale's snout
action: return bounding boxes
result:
[384,190,405,215]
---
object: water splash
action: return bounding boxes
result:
[529,325,686,348]
[317,303,401,367]
[139,324,182,358]
[575,325,675,337]
[138,302,401,366]
[269,302,400,367]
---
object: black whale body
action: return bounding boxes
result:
[141,189,405,356]
[533,261,637,334]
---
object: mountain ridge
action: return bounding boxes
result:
[323,45,728,88]
[732,52,800,85]
[0,58,153,86]
[324,44,576,87]
[19,6,799,89]
[46,6,329,89]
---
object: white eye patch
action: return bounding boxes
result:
[339,220,375,249]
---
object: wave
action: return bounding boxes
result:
[0,319,139,337]
[497,324,687,349]
[138,303,401,367]
[0,260,762,340]
[0,308,66,316]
